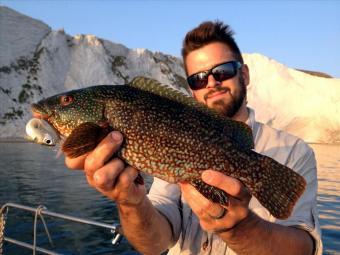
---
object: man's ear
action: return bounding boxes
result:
[242,64,250,86]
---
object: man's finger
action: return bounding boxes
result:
[202,170,250,199]
[115,166,139,190]
[65,153,88,170]
[179,183,205,212]
[85,131,123,175]
[93,158,125,191]
[179,183,223,221]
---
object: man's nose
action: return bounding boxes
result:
[206,74,221,88]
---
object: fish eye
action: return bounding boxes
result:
[60,95,74,106]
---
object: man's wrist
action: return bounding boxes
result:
[218,210,264,241]
[117,195,148,218]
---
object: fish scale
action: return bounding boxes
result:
[30,76,306,219]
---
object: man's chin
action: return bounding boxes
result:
[209,101,234,117]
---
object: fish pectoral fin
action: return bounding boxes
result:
[190,179,229,206]
[62,122,113,158]
[134,172,144,185]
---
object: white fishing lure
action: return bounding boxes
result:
[25,118,59,146]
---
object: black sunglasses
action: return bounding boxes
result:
[187,61,242,90]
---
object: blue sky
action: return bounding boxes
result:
[2,0,340,78]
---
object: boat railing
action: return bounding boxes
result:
[0,202,123,255]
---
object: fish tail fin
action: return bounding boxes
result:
[248,154,306,219]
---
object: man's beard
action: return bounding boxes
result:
[205,76,247,118]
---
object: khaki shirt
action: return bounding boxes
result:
[148,108,322,255]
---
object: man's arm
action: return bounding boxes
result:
[180,170,314,255]
[65,132,172,254]
[219,210,314,255]
[118,196,172,255]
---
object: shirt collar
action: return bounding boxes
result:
[246,107,256,128]
[245,107,258,141]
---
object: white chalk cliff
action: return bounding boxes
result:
[1,6,340,144]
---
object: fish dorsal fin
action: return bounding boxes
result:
[129,76,194,106]
[129,76,254,150]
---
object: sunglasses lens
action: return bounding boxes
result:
[187,61,241,90]
[187,73,208,90]
[212,63,236,81]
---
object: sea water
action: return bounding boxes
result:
[0,143,339,254]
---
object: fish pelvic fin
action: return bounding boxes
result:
[134,172,144,185]
[62,122,113,158]
[190,179,229,206]
[248,153,306,219]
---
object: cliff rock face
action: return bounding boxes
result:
[1,7,340,143]
[244,53,340,143]
[0,7,187,138]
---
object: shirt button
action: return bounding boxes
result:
[202,240,209,251]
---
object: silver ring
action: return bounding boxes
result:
[209,207,227,220]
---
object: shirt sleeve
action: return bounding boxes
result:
[275,140,322,255]
[147,177,182,246]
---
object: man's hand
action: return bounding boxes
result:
[65,131,172,254]
[180,170,314,255]
[65,131,146,206]
[179,170,252,233]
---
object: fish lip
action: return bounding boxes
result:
[30,104,62,138]
[31,103,51,119]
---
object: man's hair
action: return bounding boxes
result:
[181,21,243,74]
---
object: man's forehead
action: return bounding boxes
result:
[186,42,235,74]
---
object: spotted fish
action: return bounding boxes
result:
[31,76,306,219]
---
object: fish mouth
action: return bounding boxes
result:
[31,103,51,119]
[31,103,62,137]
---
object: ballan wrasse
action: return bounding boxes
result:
[31,77,306,219]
